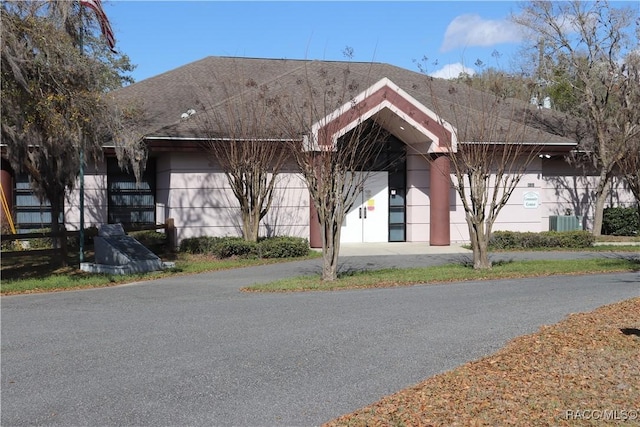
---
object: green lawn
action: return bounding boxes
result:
[2,247,638,295]
[242,257,640,292]
[0,252,321,295]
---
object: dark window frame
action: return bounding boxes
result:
[13,174,63,233]
[107,158,156,227]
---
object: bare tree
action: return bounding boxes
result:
[275,64,389,281]
[422,82,545,269]
[618,144,640,216]
[195,79,289,242]
[616,51,640,215]
[513,0,640,235]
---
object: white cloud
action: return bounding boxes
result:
[441,14,524,52]
[429,63,475,79]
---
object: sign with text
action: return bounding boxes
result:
[523,191,539,209]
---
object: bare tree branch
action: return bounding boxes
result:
[420,81,545,269]
[513,0,639,235]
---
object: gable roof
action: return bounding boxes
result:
[111,56,576,149]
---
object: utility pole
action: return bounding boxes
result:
[76,0,116,266]
[78,2,86,265]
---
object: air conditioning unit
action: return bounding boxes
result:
[549,215,583,231]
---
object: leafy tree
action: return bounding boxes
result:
[1,0,144,264]
[513,0,640,235]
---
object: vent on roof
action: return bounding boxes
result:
[181,109,196,120]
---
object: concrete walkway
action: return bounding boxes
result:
[336,242,472,256]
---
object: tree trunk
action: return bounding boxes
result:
[468,219,491,269]
[50,201,67,267]
[249,207,261,242]
[321,221,340,281]
[592,174,611,236]
[241,209,260,242]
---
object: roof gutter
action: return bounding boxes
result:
[143,136,302,142]
[459,141,577,146]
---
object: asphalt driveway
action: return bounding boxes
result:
[2,252,639,426]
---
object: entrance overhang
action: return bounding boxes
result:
[307,78,455,248]
[308,78,458,153]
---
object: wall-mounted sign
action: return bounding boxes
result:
[523,191,539,209]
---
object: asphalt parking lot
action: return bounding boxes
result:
[2,250,639,426]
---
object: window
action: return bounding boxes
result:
[14,174,63,233]
[107,158,156,227]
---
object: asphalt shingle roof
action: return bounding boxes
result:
[111,56,576,146]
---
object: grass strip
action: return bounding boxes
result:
[587,244,640,251]
[243,257,640,292]
[486,245,640,252]
[0,253,321,295]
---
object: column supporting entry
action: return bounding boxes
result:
[309,196,322,248]
[430,155,451,246]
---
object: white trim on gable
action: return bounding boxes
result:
[308,78,458,153]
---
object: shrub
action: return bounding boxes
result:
[257,236,310,258]
[489,230,594,250]
[602,207,639,236]
[129,230,166,246]
[84,226,99,244]
[213,237,257,258]
[179,236,220,254]
[129,230,168,252]
[542,231,595,248]
[179,235,310,259]
[1,223,16,251]
[488,230,516,250]
[67,226,100,249]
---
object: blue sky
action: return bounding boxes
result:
[103,1,530,83]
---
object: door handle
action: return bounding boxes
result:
[363,207,367,219]
[359,207,362,219]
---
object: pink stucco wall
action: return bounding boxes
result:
[66,152,635,244]
[404,155,636,243]
[158,152,309,242]
[541,158,636,232]
[406,152,430,242]
[65,161,108,231]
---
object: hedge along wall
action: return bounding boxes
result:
[602,207,639,236]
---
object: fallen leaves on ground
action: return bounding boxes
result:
[325,297,640,426]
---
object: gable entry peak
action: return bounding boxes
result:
[309,77,457,153]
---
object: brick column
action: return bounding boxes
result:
[430,155,450,246]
